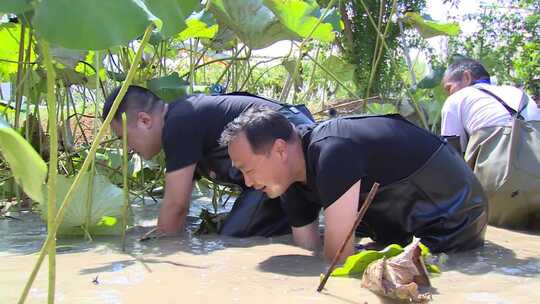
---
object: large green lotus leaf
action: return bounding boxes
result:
[322,55,355,82]
[264,0,340,42]
[331,244,404,277]
[402,12,460,38]
[0,118,47,203]
[144,0,201,39]
[0,0,33,14]
[40,172,129,236]
[147,72,189,102]
[208,0,299,49]
[33,0,159,50]
[178,10,219,41]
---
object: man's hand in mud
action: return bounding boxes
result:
[138,227,168,242]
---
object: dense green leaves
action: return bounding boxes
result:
[0,118,47,203]
[322,55,355,83]
[403,12,460,38]
[417,66,445,89]
[145,0,202,39]
[40,172,129,236]
[33,0,157,50]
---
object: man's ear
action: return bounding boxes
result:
[272,138,288,160]
[136,112,153,129]
[462,70,473,86]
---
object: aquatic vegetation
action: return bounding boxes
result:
[39,172,130,237]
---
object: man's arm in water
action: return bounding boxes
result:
[322,180,361,262]
[156,164,197,234]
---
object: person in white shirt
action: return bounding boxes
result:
[440,58,540,152]
[440,58,540,229]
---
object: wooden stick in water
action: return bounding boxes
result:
[317,182,380,292]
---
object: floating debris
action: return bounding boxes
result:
[361,238,432,303]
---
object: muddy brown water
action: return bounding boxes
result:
[1,199,539,303]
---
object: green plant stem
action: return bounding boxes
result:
[41,39,58,304]
[121,113,129,252]
[282,0,337,102]
[365,0,396,100]
[16,24,154,304]
[358,0,428,128]
[14,22,26,129]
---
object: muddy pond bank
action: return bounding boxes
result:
[1,199,539,303]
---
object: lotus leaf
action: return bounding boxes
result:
[147,72,189,102]
[0,0,33,14]
[403,12,460,38]
[145,0,202,39]
[33,0,159,50]
[178,10,219,41]
[40,172,130,236]
[0,118,47,203]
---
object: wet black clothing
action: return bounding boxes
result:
[163,94,282,174]
[162,93,314,237]
[281,114,488,252]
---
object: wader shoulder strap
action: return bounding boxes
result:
[476,87,526,120]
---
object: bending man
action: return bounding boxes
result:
[220,107,488,262]
[103,85,314,237]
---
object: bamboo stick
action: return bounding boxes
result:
[16,24,154,304]
[317,182,380,292]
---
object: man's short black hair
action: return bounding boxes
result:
[102,85,163,121]
[444,58,491,82]
[219,106,293,154]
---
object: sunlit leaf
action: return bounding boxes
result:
[402,12,460,38]
[40,172,131,236]
[264,0,340,42]
[0,0,33,14]
[145,0,202,39]
[33,0,159,50]
[147,72,189,102]
[0,117,47,203]
[178,10,219,41]
[0,23,35,81]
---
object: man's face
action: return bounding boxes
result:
[442,71,472,96]
[110,113,161,160]
[228,132,291,198]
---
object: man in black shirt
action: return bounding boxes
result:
[102,85,314,238]
[220,107,488,262]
